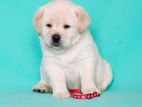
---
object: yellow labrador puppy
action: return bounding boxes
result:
[32,0,112,98]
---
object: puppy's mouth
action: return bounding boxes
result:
[45,42,64,50]
[52,43,61,47]
[51,44,64,50]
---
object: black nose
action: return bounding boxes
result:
[52,34,61,44]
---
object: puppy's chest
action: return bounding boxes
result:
[65,62,81,89]
[57,49,91,87]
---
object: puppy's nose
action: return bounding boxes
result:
[52,34,61,43]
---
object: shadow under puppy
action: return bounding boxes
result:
[32,0,112,98]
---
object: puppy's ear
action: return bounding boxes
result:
[33,6,46,35]
[75,6,90,33]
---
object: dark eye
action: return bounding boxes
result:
[64,24,71,29]
[46,24,52,28]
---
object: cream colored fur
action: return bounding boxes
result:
[32,0,112,98]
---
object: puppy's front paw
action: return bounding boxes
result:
[32,84,49,93]
[82,87,101,94]
[53,90,70,98]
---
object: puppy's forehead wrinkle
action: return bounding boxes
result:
[43,1,80,26]
[44,9,75,27]
[45,1,76,15]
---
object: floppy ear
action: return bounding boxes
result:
[33,6,46,35]
[75,6,90,33]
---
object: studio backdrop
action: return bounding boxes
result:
[0,0,142,107]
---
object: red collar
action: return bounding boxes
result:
[69,89,100,99]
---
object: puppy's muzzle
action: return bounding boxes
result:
[51,34,61,47]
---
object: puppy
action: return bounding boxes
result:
[32,0,112,98]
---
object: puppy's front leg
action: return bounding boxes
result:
[80,59,101,94]
[46,63,70,98]
[32,79,51,93]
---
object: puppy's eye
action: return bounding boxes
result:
[46,24,52,28]
[64,24,71,29]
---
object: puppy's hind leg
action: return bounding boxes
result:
[96,60,113,92]
[32,79,52,93]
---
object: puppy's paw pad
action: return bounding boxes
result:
[53,91,70,98]
[82,87,101,94]
[32,85,49,93]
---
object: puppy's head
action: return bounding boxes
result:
[33,0,90,50]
